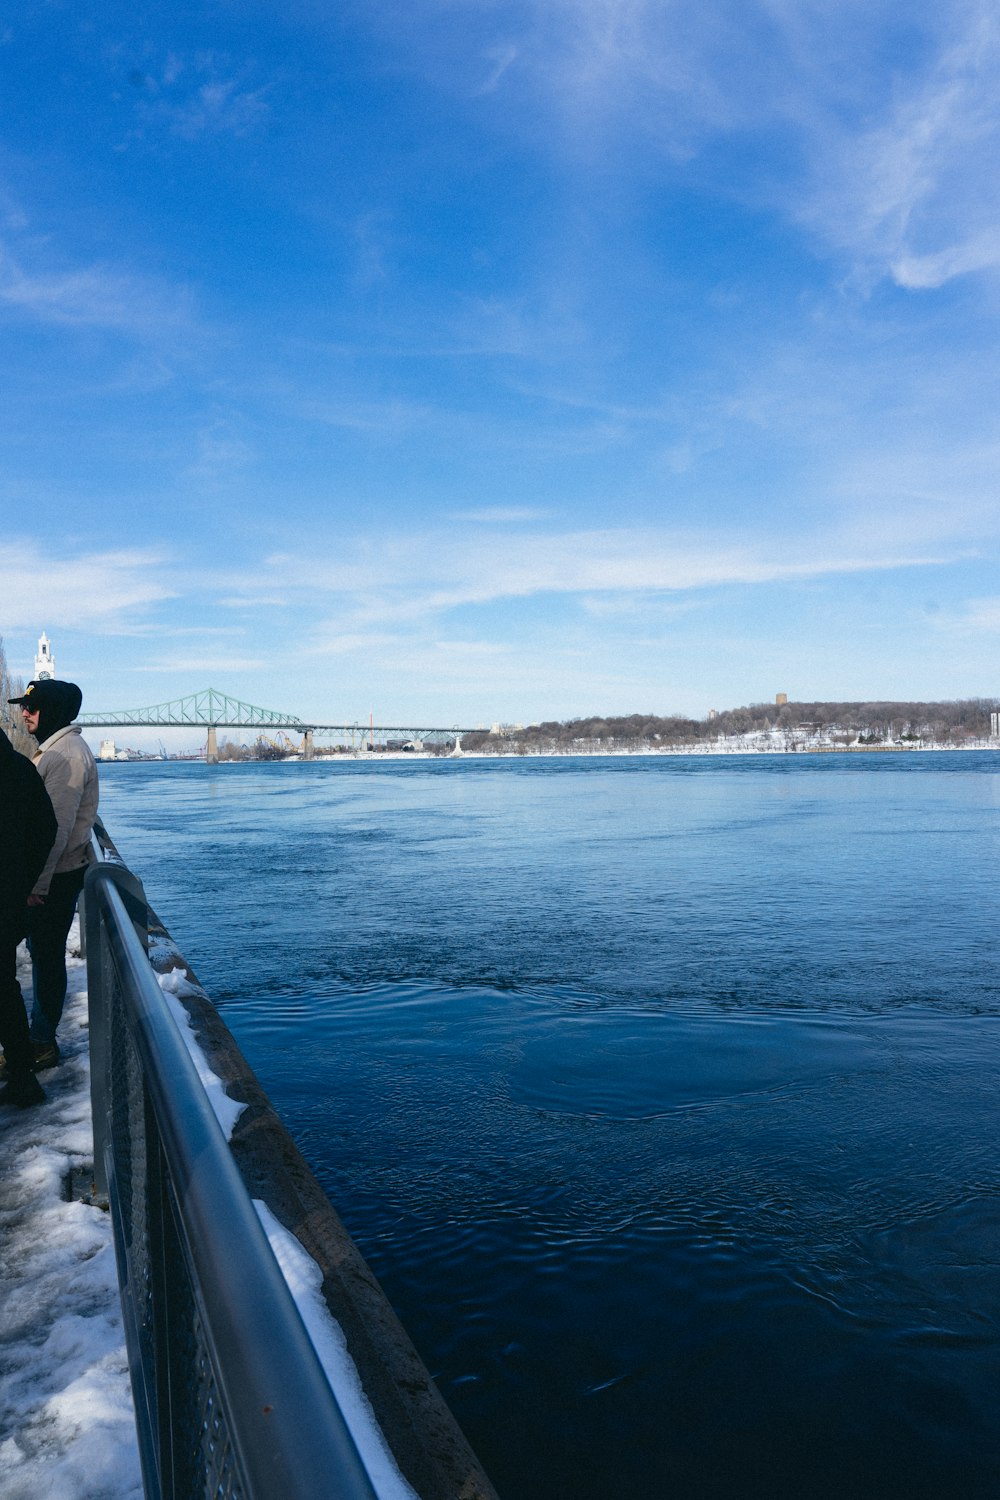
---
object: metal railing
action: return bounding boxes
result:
[84,848,381,1500]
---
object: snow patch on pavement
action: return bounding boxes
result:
[0,920,142,1499]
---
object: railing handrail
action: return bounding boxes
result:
[87,865,381,1500]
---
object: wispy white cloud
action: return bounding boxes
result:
[447,292,594,367]
[0,244,194,333]
[450,506,549,523]
[184,421,255,485]
[132,653,266,673]
[931,596,1000,633]
[892,229,1000,290]
[217,594,290,609]
[216,522,960,634]
[168,79,269,140]
[307,630,508,663]
[830,431,1000,544]
[0,543,175,630]
[350,212,393,288]
[293,393,437,435]
[373,1,1000,290]
[293,627,609,705]
[476,44,519,95]
[0,184,197,344]
[579,594,702,620]
[796,4,1000,287]
[146,625,247,638]
[128,53,271,140]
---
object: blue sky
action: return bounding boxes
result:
[2,0,999,728]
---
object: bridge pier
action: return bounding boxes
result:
[206,726,218,764]
[304,729,314,761]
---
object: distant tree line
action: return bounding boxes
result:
[460,699,1000,754]
[216,735,458,759]
[0,636,33,755]
[217,736,292,761]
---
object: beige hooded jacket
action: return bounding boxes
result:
[31,725,99,897]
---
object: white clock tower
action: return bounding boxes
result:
[34,632,55,680]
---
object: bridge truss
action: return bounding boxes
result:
[78,687,474,749]
[79,688,304,730]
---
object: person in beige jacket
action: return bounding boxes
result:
[8,678,99,1068]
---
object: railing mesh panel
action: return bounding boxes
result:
[104,929,247,1499]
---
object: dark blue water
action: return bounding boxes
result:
[99,754,1000,1499]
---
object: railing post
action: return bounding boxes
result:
[85,861,149,1197]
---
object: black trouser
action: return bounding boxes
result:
[0,919,33,1080]
[25,866,86,1045]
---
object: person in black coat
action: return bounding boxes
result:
[0,729,58,1106]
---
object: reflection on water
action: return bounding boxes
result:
[100,755,1000,1500]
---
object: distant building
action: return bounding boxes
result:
[991,712,1000,738]
[99,739,117,761]
[775,693,788,707]
[707,709,718,721]
[35,632,55,680]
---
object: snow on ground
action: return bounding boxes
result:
[0,919,142,1500]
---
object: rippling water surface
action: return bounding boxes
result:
[99,753,1000,1499]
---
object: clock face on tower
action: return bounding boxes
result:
[35,633,55,681]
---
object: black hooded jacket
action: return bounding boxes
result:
[0,731,57,934]
[32,681,84,746]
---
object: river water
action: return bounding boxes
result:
[98,753,1000,1500]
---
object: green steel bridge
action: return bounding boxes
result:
[78,688,475,761]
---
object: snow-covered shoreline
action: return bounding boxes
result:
[466,742,1000,758]
[301,739,1000,762]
